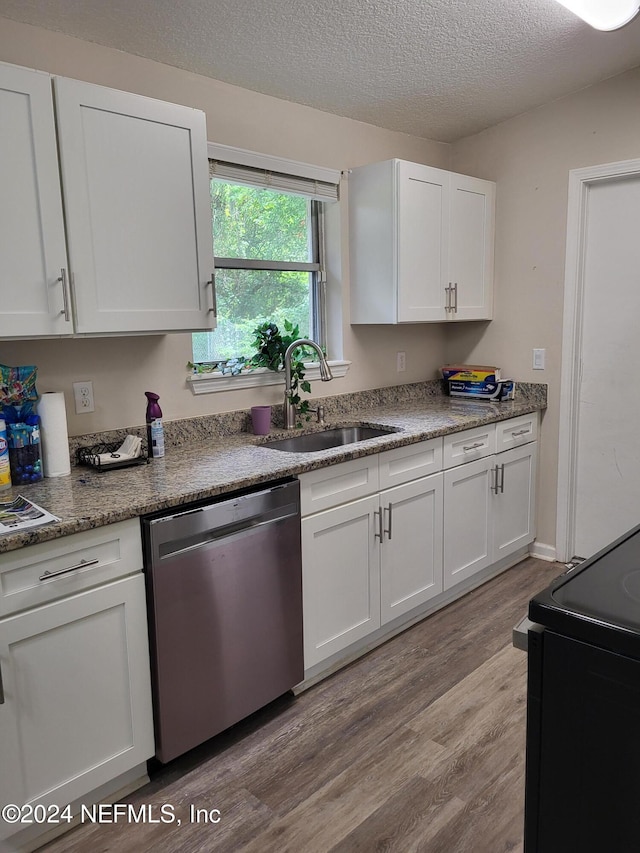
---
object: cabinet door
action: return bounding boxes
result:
[54,77,214,334]
[396,160,449,322]
[492,442,537,561]
[448,173,495,321]
[302,496,380,669]
[380,473,443,624]
[0,575,154,832]
[443,457,493,590]
[0,64,72,338]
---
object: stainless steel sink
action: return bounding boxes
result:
[261,426,396,453]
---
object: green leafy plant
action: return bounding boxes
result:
[249,320,314,422]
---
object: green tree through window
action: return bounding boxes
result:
[193,179,320,362]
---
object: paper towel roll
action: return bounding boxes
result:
[37,392,71,477]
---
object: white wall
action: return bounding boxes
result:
[0,17,449,435]
[449,65,640,554]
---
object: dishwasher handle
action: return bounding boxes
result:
[146,480,300,563]
[157,504,298,561]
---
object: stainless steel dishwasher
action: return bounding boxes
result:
[142,478,303,763]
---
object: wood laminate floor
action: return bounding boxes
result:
[40,557,561,853]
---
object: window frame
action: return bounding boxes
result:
[188,144,348,395]
[211,198,326,353]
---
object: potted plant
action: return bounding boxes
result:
[249,320,314,423]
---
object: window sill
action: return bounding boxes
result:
[187,360,351,395]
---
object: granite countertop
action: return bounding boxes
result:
[0,388,546,555]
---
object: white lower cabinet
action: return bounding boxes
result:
[300,413,539,676]
[443,439,538,590]
[302,495,380,668]
[443,456,493,588]
[300,440,445,671]
[0,520,154,845]
[492,442,538,561]
[379,474,444,624]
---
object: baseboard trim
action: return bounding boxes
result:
[529,541,557,562]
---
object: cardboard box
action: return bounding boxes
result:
[441,364,502,382]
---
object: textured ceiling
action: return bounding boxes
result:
[1,0,640,142]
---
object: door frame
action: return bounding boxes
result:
[556,157,640,563]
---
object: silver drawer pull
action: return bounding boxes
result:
[39,558,100,582]
[384,503,393,541]
[57,268,71,321]
[374,509,383,542]
[511,429,529,437]
[463,442,484,452]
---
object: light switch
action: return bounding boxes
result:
[533,348,546,370]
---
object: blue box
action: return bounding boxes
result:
[448,379,515,401]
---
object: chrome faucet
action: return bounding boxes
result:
[283,339,333,429]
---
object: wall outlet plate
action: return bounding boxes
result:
[73,381,95,414]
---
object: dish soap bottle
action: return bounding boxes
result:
[145,392,165,458]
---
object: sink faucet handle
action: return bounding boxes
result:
[316,405,325,424]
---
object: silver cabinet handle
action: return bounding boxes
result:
[0,660,4,705]
[491,464,499,494]
[374,509,383,542]
[58,268,71,321]
[39,558,100,582]
[206,273,217,317]
[511,429,529,437]
[445,283,452,313]
[499,463,505,493]
[463,442,484,452]
[453,282,458,313]
[384,504,393,540]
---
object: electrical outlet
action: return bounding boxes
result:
[397,351,406,372]
[73,381,95,414]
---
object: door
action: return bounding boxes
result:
[443,457,493,590]
[0,576,153,834]
[380,473,444,624]
[302,496,380,669]
[0,64,72,338]
[396,160,449,321]
[572,174,640,558]
[448,173,494,321]
[493,443,537,561]
[54,77,214,334]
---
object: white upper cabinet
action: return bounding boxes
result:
[0,64,72,338]
[349,158,495,324]
[0,62,215,338]
[448,172,495,321]
[54,77,214,334]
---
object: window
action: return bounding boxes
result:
[192,156,339,366]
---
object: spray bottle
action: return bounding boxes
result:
[145,392,165,458]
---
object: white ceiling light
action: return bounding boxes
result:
[555,0,640,30]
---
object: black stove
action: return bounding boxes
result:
[529,523,640,659]
[525,523,640,853]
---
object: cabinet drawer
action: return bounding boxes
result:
[0,519,143,617]
[378,437,443,490]
[496,413,539,451]
[299,457,379,516]
[443,424,496,469]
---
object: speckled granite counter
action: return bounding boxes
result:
[0,383,546,554]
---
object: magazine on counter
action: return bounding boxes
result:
[0,494,60,535]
